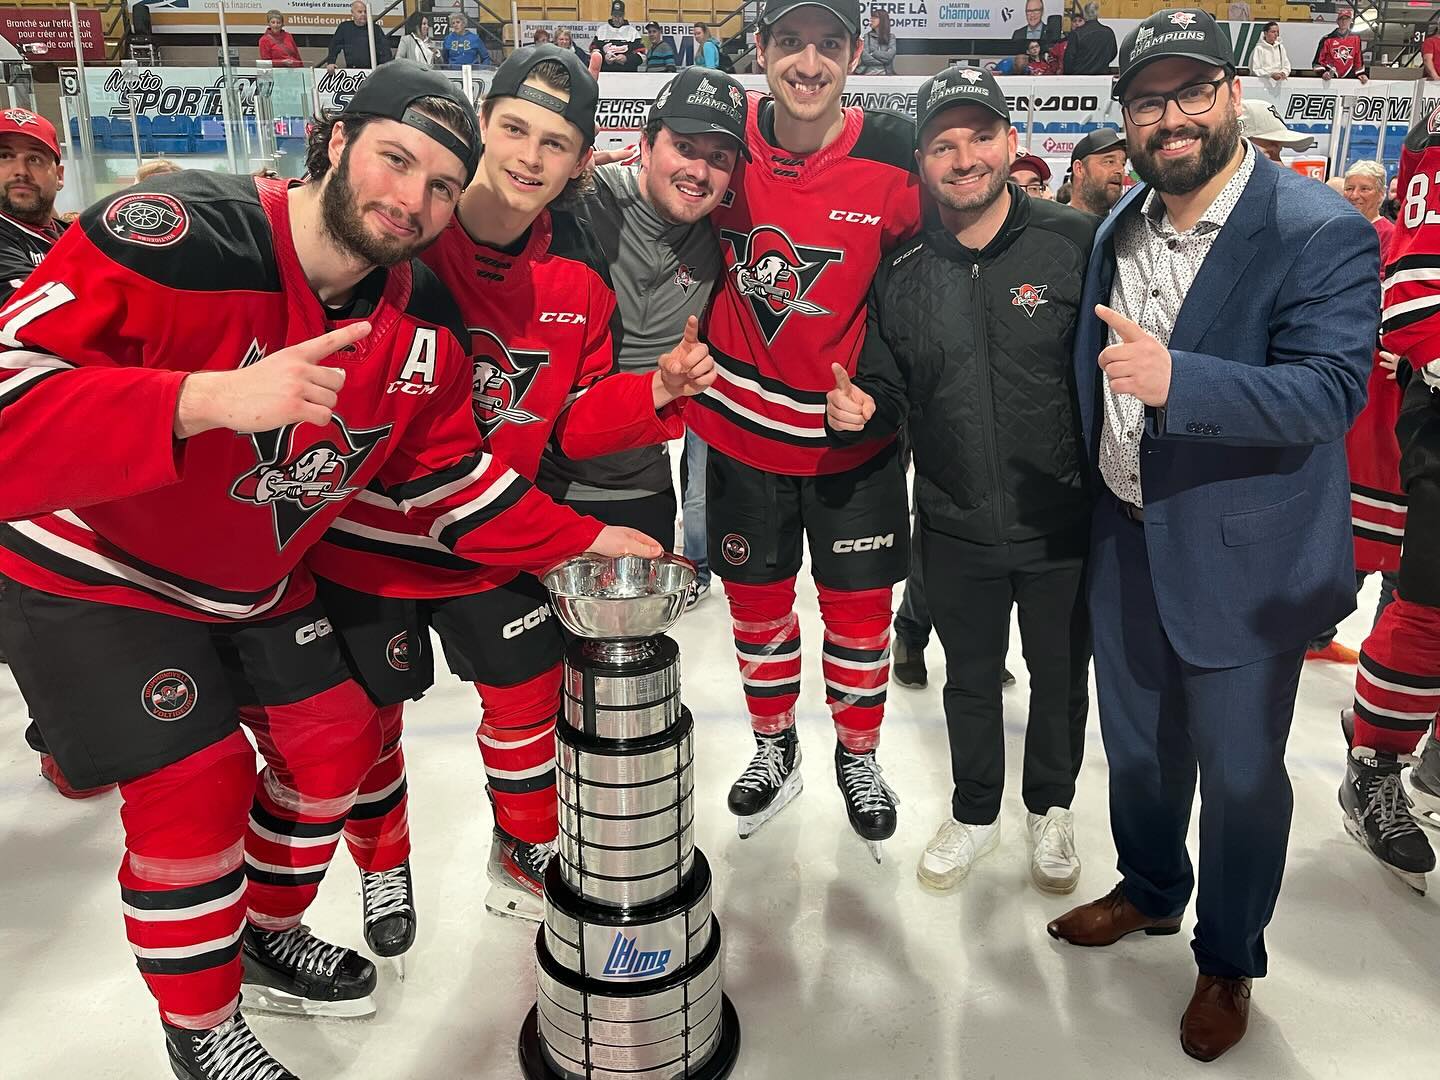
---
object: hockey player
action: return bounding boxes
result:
[307,48,726,940]
[0,62,655,1080]
[685,0,923,859]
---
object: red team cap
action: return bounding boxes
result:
[0,108,62,163]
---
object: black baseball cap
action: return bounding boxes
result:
[485,43,600,146]
[1114,8,1233,100]
[342,59,482,184]
[915,65,1010,143]
[1071,127,1126,164]
[650,68,751,160]
[758,0,862,36]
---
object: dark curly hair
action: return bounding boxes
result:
[304,94,474,181]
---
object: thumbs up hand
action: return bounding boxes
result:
[654,315,716,408]
[826,362,876,432]
[1096,305,1172,407]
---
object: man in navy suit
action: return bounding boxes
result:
[1045,8,1379,1062]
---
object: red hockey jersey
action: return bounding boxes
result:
[687,96,922,476]
[307,208,683,599]
[1313,30,1367,78]
[0,173,601,622]
[1383,102,1440,373]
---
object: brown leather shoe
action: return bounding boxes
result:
[1046,881,1182,946]
[1180,975,1252,1062]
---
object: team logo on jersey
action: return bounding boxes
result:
[1333,44,1354,64]
[720,226,843,344]
[1168,10,1196,27]
[386,631,410,672]
[1010,283,1049,318]
[721,532,750,566]
[142,668,198,721]
[674,263,698,292]
[103,192,190,248]
[469,327,549,438]
[231,415,392,551]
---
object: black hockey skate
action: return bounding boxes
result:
[1339,743,1435,895]
[727,728,803,840]
[360,859,416,980]
[240,924,377,1019]
[1410,733,1440,832]
[164,1011,298,1080]
[835,742,898,864]
[485,826,553,923]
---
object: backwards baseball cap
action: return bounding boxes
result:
[342,60,481,183]
[915,65,1010,143]
[1114,9,1233,100]
[650,67,751,160]
[1071,127,1126,164]
[1239,99,1315,151]
[758,0,862,36]
[485,43,600,146]
[0,107,61,163]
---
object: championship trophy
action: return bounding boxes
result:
[518,553,742,1080]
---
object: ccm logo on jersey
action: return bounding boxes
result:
[828,210,881,225]
[503,604,552,640]
[833,534,895,553]
[540,312,587,324]
[295,618,334,645]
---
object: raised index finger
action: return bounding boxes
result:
[681,315,700,344]
[831,362,853,393]
[294,321,372,363]
[1095,304,1145,344]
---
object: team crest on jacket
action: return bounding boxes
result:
[231,415,392,550]
[1010,283,1049,317]
[103,192,190,248]
[720,225,843,344]
[470,327,549,438]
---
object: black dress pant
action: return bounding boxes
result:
[922,524,1091,824]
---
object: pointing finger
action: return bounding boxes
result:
[681,315,700,345]
[297,321,371,362]
[832,363,853,394]
[1095,305,1145,344]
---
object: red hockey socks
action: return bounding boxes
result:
[816,584,892,753]
[475,666,562,845]
[724,577,801,736]
[343,703,411,873]
[1353,596,1440,756]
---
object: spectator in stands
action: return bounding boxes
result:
[1383,173,1400,220]
[1056,179,1073,204]
[1343,159,1392,246]
[644,22,679,71]
[396,11,437,67]
[442,12,490,68]
[321,0,392,70]
[1313,9,1368,83]
[1249,21,1289,83]
[1068,128,1126,216]
[1029,39,1059,75]
[258,10,304,68]
[1011,152,1052,197]
[857,10,896,75]
[592,1,644,71]
[1010,0,1057,53]
[554,27,587,62]
[1060,1,1115,75]
[1423,23,1440,80]
[532,28,552,45]
[135,159,182,183]
[691,22,722,68]
[1238,99,1314,164]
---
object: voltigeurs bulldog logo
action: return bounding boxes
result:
[720,225,843,344]
[2,109,39,127]
[231,413,392,551]
[142,668,198,721]
[1010,282,1049,318]
[469,327,549,438]
[386,631,410,672]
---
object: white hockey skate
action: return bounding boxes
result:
[728,729,803,840]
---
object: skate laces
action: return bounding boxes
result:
[189,1015,290,1080]
[259,926,348,978]
[838,750,898,813]
[361,866,412,924]
[1366,766,1421,842]
[514,838,555,882]
[734,735,789,793]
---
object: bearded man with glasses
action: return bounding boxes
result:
[1045,8,1379,1063]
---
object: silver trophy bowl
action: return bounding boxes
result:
[543,553,696,641]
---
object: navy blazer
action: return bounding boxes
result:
[1074,151,1380,669]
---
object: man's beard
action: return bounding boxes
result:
[1130,107,1240,197]
[932,164,1008,215]
[320,145,428,268]
[1077,171,1120,213]
[1,182,56,226]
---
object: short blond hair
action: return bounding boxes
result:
[1344,159,1386,185]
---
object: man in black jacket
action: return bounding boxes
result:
[828,65,1096,896]
[322,0,393,69]
[1062,1,1116,74]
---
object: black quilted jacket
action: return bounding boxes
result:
[832,186,1097,545]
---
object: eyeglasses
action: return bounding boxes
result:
[1121,77,1228,127]
[1020,181,1047,193]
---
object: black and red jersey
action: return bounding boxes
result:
[0,209,65,306]
[688,94,922,476]
[0,172,601,622]
[307,207,683,599]
[1313,30,1367,78]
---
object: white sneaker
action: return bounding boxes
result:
[1026,807,1081,894]
[916,816,999,891]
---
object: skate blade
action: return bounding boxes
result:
[865,840,883,865]
[385,955,406,983]
[484,883,544,923]
[735,773,804,840]
[240,982,376,1020]
[1343,814,1429,895]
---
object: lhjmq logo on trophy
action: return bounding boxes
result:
[518,554,741,1080]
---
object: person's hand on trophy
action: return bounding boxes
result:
[587,525,665,559]
[653,315,717,408]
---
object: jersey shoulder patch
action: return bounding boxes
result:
[80,170,279,293]
[406,256,471,354]
[852,108,919,174]
[547,207,615,291]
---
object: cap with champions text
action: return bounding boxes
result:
[914,65,1010,143]
[650,67,752,160]
[485,43,600,146]
[341,60,482,183]
[758,0,862,36]
[1114,8,1233,100]
[0,108,61,163]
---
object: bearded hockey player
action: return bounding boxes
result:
[0,61,655,1080]
[306,47,719,946]
[684,0,923,859]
